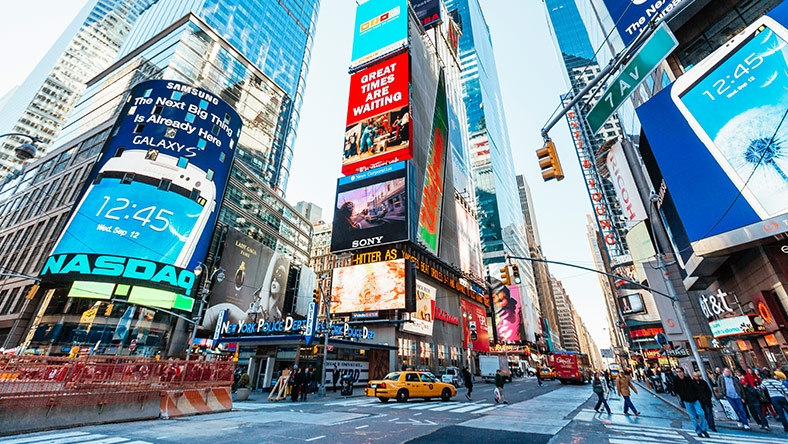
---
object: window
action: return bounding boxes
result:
[405,373,420,382]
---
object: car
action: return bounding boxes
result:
[441,366,463,387]
[526,366,537,377]
[538,367,556,380]
[366,371,457,403]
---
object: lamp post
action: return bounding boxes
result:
[186,262,224,361]
[0,272,41,352]
[318,273,331,397]
[0,132,43,161]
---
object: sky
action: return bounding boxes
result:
[0,0,614,350]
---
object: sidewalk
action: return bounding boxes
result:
[634,380,787,438]
[233,386,366,405]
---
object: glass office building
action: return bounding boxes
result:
[110,0,321,193]
[445,0,538,305]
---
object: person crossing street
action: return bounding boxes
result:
[592,373,611,414]
[494,369,508,404]
[463,366,474,400]
[673,367,710,438]
[717,367,750,430]
[616,369,640,416]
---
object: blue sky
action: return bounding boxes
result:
[0,0,612,349]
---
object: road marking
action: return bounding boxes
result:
[413,413,422,416]
[445,403,494,413]
[355,425,368,429]
[388,418,398,422]
[11,434,111,444]
[0,432,93,444]
[408,402,443,410]
[472,406,503,414]
[422,402,462,411]
[326,399,373,406]
[305,436,325,442]
[79,438,132,444]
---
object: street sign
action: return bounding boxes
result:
[304,302,318,345]
[586,23,678,134]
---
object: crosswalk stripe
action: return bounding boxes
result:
[609,439,679,444]
[425,403,464,411]
[472,406,503,414]
[0,434,109,444]
[706,433,788,444]
[605,424,680,434]
[326,399,373,406]
[0,432,93,444]
[78,438,130,444]
[445,403,494,413]
[408,402,444,410]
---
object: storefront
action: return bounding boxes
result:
[708,314,768,369]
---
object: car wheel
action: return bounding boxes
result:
[396,389,409,403]
[425,398,432,402]
[441,388,451,402]
[379,397,389,403]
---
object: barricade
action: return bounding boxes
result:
[160,386,233,418]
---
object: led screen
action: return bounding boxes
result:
[330,259,406,313]
[492,284,523,343]
[619,292,645,315]
[461,298,490,352]
[602,0,686,47]
[418,73,448,254]
[331,161,408,253]
[412,0,441,28]
[402,279,434,336]
[42,80,241,296]
[456,198,483,279]
[350,0,408,69]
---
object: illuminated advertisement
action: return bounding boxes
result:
[461,298,490,352]
[709,315,767,338]
[602,0,686,47]
[639,7,788,255]
[418,73,448,254]
[202,228,291,330]
[42,80,240,296]
[402,280,435,336]
[606,142,647,228]
[455,196,483,279]
[412,0,441,28]
[344,52,411,175]
[330,161,408,253]
[350,0,408,69]
[492,284,523,343]
[618,292,645,315]
[331,259,406,313]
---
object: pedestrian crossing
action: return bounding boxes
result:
[0,431,152,444]
[324,397,505,415]
[602,422,788,444]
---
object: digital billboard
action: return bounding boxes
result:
[202,228,291,330]
[456,196,483,279]
[331,161,408,253]
[492,284,523,343]
[42,80,241,296]
[606,142,647,228]
[343,52,411,175]
[418,73,448,254]
[331,259,407,313]
[461,298,490,352]
[603,0,686,47]
[618,292,645,315]
[638,7,788,255]
[402,279,435,336]
[412,0,441,28]
[350,0,408,69]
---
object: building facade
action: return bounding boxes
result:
[551,275,580,352]
[295,201,323,225]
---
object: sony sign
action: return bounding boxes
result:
[606,142,647,228]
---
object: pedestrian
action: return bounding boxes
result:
[616,369,640,416]
[762,369,788,433]
[717,367,751,430]
[693,371,717,432]
[462,366,474,400]
[536,365,543,387]
[494,369,508,404]
[291,367,302,402]
[300,367,312,401]
[673,367,710,438]
[593,373,611,414]
[742,380,769,430]
[332,365,340,393]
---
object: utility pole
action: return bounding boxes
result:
[318,274,332,397]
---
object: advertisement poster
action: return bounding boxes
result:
[606,142,647,227]
[603,0,685,47]
[331,259,406,313]
[461,298,490,352]
[402,279,435,336]
[618,291,645,315]
[412,0,441,28]
[418,74,448,254]
[202,228,291,330]
[455,197,483,279]
[324,360,370,387]
[343,52,411,175]
[492,284,523,343]
[331,161,408,253]
[42,80,241,296]
[350,0,408,69]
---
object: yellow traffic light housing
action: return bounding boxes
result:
[313,289,320,304]
[536,140,565,181]
[500,266,512,286]
[511,264,521,285]
[104,303,113,317]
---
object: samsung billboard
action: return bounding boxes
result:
[638,4,788,256]
[41,80,241,296]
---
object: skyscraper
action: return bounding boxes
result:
[0,0,155,178]
[446,0,538,308]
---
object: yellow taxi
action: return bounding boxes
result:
[366,371,457,403]
[538,367,556,380]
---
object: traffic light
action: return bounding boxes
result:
[104,303,113,316]
[313,288,320,304]
[500,266,511,286]
[511,264,521,285]
[536,140,564,181]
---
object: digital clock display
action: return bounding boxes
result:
[680,25,788,217]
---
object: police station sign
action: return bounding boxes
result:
[218,316,376,341]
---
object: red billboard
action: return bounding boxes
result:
[461,298,490,352]
[343,51,411,175]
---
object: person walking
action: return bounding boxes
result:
[674,367,710,438]
[536,366,543,387]
[762,370,788,433]
[616,369,640,415]
[593,373,611,414]
[717,367,750,430]
[693,371,717,432]
[743,380,769,430]
[332,365,340,393]
[494,369,508,404]
[462,366,474,400]
[290,367,302,402]
[300,367,312,401]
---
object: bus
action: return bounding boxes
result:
[553,351,591,384]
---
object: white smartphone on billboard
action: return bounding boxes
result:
[671,15,788,220]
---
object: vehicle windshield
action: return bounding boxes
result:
[420,373,437,382]
[383,373,401,381]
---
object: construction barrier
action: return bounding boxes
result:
[161,387,233,418]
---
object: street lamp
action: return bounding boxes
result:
[186,262,224,360]
[0,132,43,160]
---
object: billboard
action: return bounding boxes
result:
[343,52,411,175]
[492,284,523,343]
[709,315,766,338]
[461,298,490,352]
[638,8,788,255]
[402,280,435,336]
[42,80,241,297]
[330,259,407,313]
[618,291,645,315]
[202,228,291,330]
[606,142,647,228]
[350,0,408,69]
[455,196,483,279]
[602,0,686,47]
[412,0,441,28]
[418,73,448,254]
[330,161,408,253]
